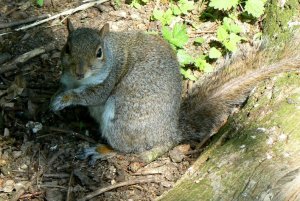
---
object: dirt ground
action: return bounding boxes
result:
[0,1,208,200]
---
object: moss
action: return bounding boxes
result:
[263,0,299,46]
[159,73,300,201]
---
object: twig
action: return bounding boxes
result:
[48,127,97,144]
[66,170,74,201]
[17,0,108,32]
[39,184,68,190]
[78,178,161,201]
[19,192,43,199]
[0,14,50,29]
[44,173,71,178]
[0,43,56,75]
[11,150,64,201]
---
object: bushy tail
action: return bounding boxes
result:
[180,33,300,141]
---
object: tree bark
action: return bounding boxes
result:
[158,0,300,200]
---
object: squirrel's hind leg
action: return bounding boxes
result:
[77,144,116,165]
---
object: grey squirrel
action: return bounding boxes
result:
[51,19,300,161]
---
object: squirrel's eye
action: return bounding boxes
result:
[96,47,102,58]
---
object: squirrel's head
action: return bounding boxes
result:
[61,19,110,81]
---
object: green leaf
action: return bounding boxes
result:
[180,68,197,80]
[208,47,222,59]
[131,0,141,9]
[162,26,172,41]
[209,0,239,10]
[162,23,188,48]
[37,0,44,6]
[223,17,242,33]
[152,9,164,21]
[245,0,265,18]
[152,8,174,25]
[217,26,229,42]
[163,8,174,25]
[194,37,205,44]
[177,49,194,65]
[223,33,241,51]
[171,4,182,16]
[178,0,194,14]
[195,56,214,72]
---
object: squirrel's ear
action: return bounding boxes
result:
[67,18,75,34]
[99,23,110,38]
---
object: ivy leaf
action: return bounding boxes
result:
[209,0,239,10]
[217,26,228,42]
[162,23,188,48]
[208,47,222,59]
[245,0,265,18]
[177,49,194,65]
[180,68,197,81]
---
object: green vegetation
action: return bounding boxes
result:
[149,0,267,79]
[37,0,44,6]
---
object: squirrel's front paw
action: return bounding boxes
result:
[50,93,72,111]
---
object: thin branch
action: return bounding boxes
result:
[66,170,74,201]
[48,127,97,144]
[0,14,50,29]
[17,0,109,31]
[0,43,56,74]
[78,178,161,201]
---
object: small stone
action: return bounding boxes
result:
[169,148,185,163]
[128,162,143,173]
[20,164,28,170]
[130,13,141,20]
[3,180,15,193]
[174,144,190,154]
[1,165,11,176]
[12,151,22,159]
[110,10,127,18]
[3,128,9,137]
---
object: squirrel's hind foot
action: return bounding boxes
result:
[77,144,116,166]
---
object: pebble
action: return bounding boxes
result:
[128,161,143,172]
[110,10,127,18]
[130,13,141,20]
[3,128,9,137]
[169,144,190,163]
[3,180,15,193]
[12,151,22,159]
